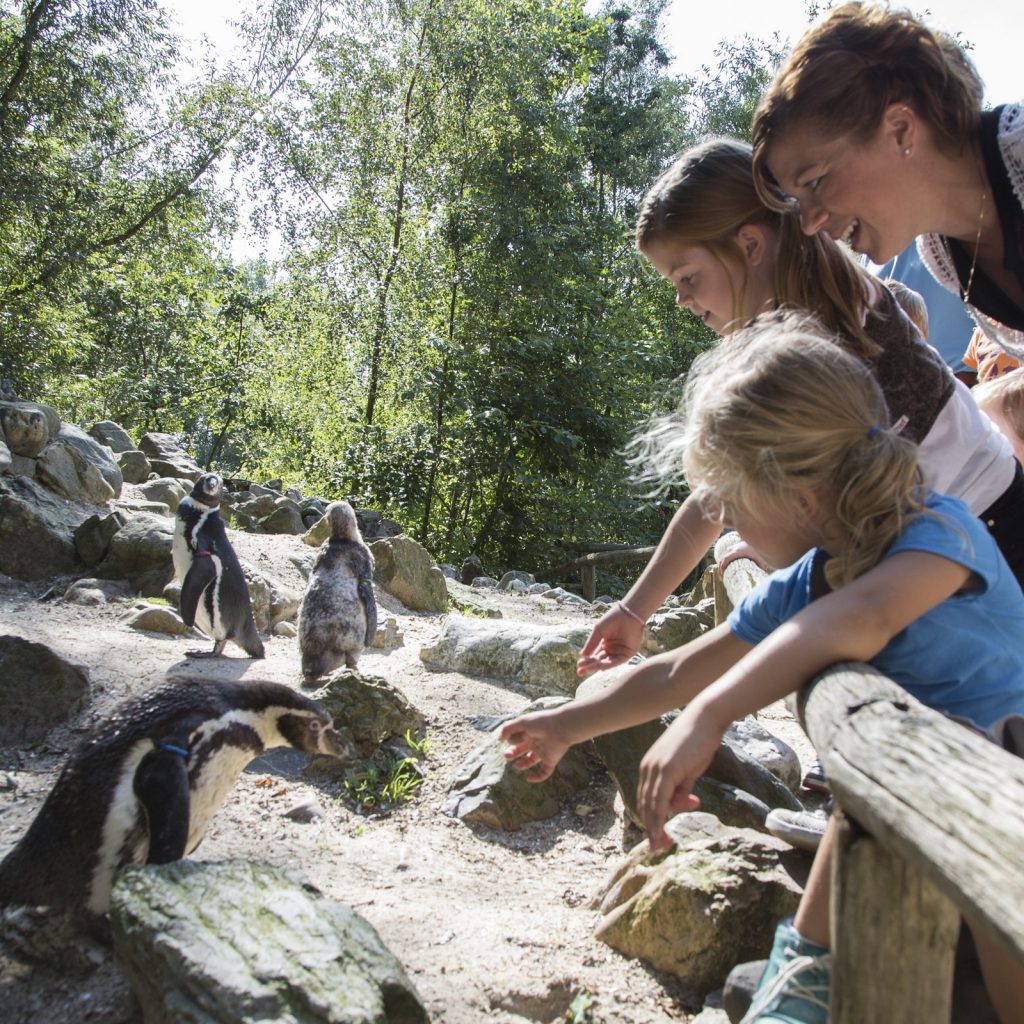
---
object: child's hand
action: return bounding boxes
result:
[577,604,645,676]
[499,710,572,782]
[637,708,723,850]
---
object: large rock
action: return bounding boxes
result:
[138,477,188,514]
[35,424,123,504]
[88,420,136,454]
[310,670,425,753]
[0,636,90,744]
[0,400,60,457]
[445,579,503,619]
[116,449,152,484]
[137,432,202,481]
[641,603,715,656]
[443,697,593,829]
[95,512,174,594]
[576,670,801,830]
[421,617,591,696]
[0,474,84,579]
[110,859,428,1024]
[593,813,803,996]
[260,498,305,535]
[370,534,448,612]
[74,510,127,567]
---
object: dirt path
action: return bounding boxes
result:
[0,531,813,1024]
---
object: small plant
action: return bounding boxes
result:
[339,730,430,813]
[565,991,595,1023]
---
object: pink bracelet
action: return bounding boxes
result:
[616,600,646,626]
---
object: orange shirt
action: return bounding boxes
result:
[964,328,1021,383]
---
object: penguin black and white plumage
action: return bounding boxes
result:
[298,500,378,682]
[0,677,356,922]
[172,472,265,659]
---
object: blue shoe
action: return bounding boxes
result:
[739,918,830,1024]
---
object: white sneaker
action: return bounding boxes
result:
[764,808,828,852]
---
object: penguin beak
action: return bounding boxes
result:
[319,727,358,762]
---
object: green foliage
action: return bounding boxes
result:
[565,991,596,1023]
[339,730,431,813]
[3,0,787,579]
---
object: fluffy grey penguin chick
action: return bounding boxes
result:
[298,500,378,681]
[0,677,356,929]
[172,472,265,658]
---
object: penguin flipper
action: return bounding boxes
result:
[134,747,191,863]
[359,577,377,647]
[179,556,217,628]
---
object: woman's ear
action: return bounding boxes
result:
[735,224,770,267]
[883,101,917,157]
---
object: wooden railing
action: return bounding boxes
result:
[713,534,1024,1023]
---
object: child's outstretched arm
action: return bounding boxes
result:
[577,496,721,676]
[502,623,752,781]
[638,549,973,848]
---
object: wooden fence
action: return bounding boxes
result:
[714,540,1024,1023]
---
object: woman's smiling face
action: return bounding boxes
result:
[764,116,918,265]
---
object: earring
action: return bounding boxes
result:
[903,147,911,157]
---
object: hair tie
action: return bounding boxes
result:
[867,424,882,440]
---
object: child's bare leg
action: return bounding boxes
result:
[792,813,837,946]
[969,919,1024,1024]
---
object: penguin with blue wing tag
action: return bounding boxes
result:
[298,500,378,682]
[0,678,357,929]
[172,472,265,659]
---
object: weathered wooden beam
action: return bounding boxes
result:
[797,664,1024,961]
[830,809,959,1024]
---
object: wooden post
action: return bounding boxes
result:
[830,809,959,1024]
[580,563,596,602]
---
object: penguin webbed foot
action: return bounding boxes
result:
[185,647,223,659]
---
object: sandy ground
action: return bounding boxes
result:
[0,527,815,1024]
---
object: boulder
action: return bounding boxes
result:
[259,498,305,535]
[0,400,60,457]
[309,670,424,754]
[74,510,127,567]
[445,579,503,619]
[138,478,188,513]
[420,617,590,697]
[539,586,590,606]
[724,718,803,794]
[370,615,403,649]
[0,475,84,579]
[88,420,136,454]
[356,509,404,541]
[499,570,535,591]
[242,565,301,631]
[110,859,428,1024]
[95,512,174,595]
[576,671,801,829]
[0,636,90,744]
[369,534,448,612]
[126,605,188,636]
[592,812,803,996]
[641,604,715,656]
[460,554,482,585]
[35,425,122,504]
[443,697,593,829]
[137,432,202,481]
[116,449,152,485]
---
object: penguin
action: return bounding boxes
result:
[0,677,357,923]
[298,500,378,682]
[172,472,265,658]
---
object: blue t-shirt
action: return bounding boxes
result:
[728,492,1024,732]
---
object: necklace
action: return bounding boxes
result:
[962,189,986,306]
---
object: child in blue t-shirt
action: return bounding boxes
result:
[500,310,1024,1024]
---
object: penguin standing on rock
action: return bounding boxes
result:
[172,472,265,659]
[0,678,357,924]
[298,500,377,682]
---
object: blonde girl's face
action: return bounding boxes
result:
[644,235,775,335]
